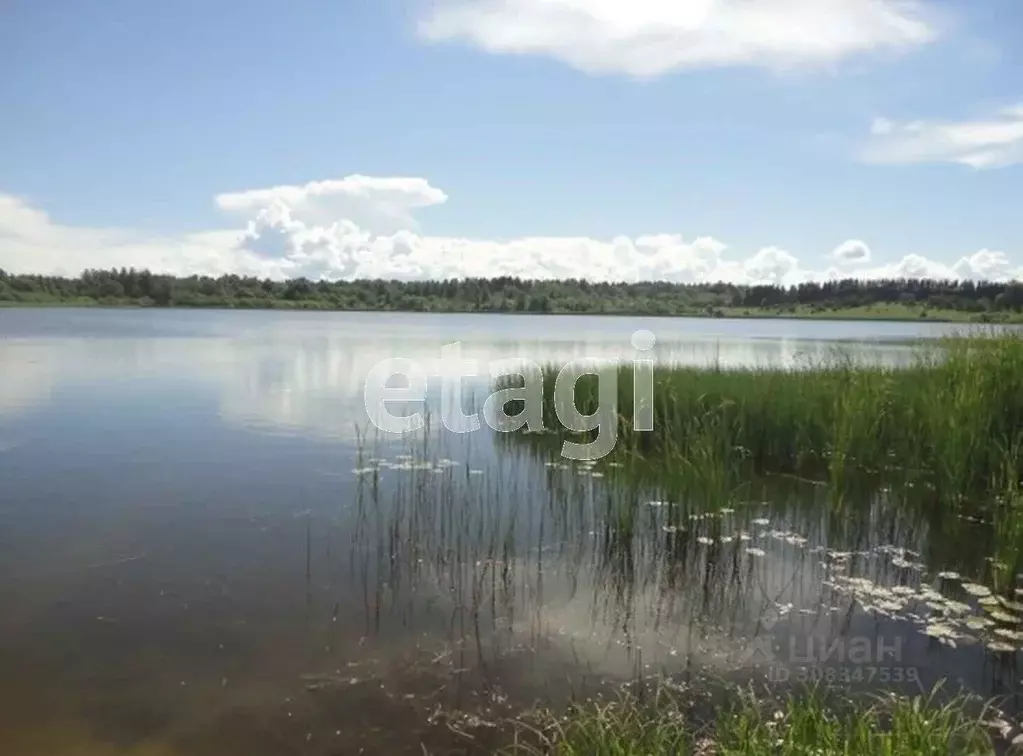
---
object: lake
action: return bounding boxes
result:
[0,309,1018,755]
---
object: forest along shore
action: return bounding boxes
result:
[4,268,1023,323]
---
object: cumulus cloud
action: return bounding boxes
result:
[952,249,1015,281]
[0,176,1017,286]
[839,250,1019,281]
[833,239,871,264]
[418,0,938,77]
[216,176,448,233]
[742,247,800,286]
[861,103,1023,168]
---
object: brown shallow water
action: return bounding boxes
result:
[1,308,1020,755]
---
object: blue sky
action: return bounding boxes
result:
[2,0,1022,283]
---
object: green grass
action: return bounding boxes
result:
[530,332,1023,505]
[504,685,997,755]
[719,304,1023,323]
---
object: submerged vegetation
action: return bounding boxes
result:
[4,267,1023,321]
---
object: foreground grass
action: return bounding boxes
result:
[531,332,1023,505]
[505,686,998,756]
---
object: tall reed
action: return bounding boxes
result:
[530,333,1023,505]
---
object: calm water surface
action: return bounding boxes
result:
[0,309,1018,755]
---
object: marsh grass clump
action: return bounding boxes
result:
[715,686,996,756]
[504,685,996,756]
[507,687,695,756]
[529,333,1023,505]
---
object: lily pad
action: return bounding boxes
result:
[924,622,957,639]
[963,583,993,597]
[986,640,1016,653]
[993,628,1023,642]
[986,608,1020,624]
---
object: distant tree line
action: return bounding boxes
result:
[2,268,1022,317]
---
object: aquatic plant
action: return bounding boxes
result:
[529,332,1023,505]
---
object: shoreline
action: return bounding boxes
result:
[2,300,1020,325]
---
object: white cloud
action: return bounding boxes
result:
[862,103,1023,168]
[952,249,1014,281]
[844,249,1019,281]
[216,176,448,234]
[743,247,800,286]
[0,176,1017,286]
[0,194,273,279]
[833,239,871,263]
[418,0,938,77]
